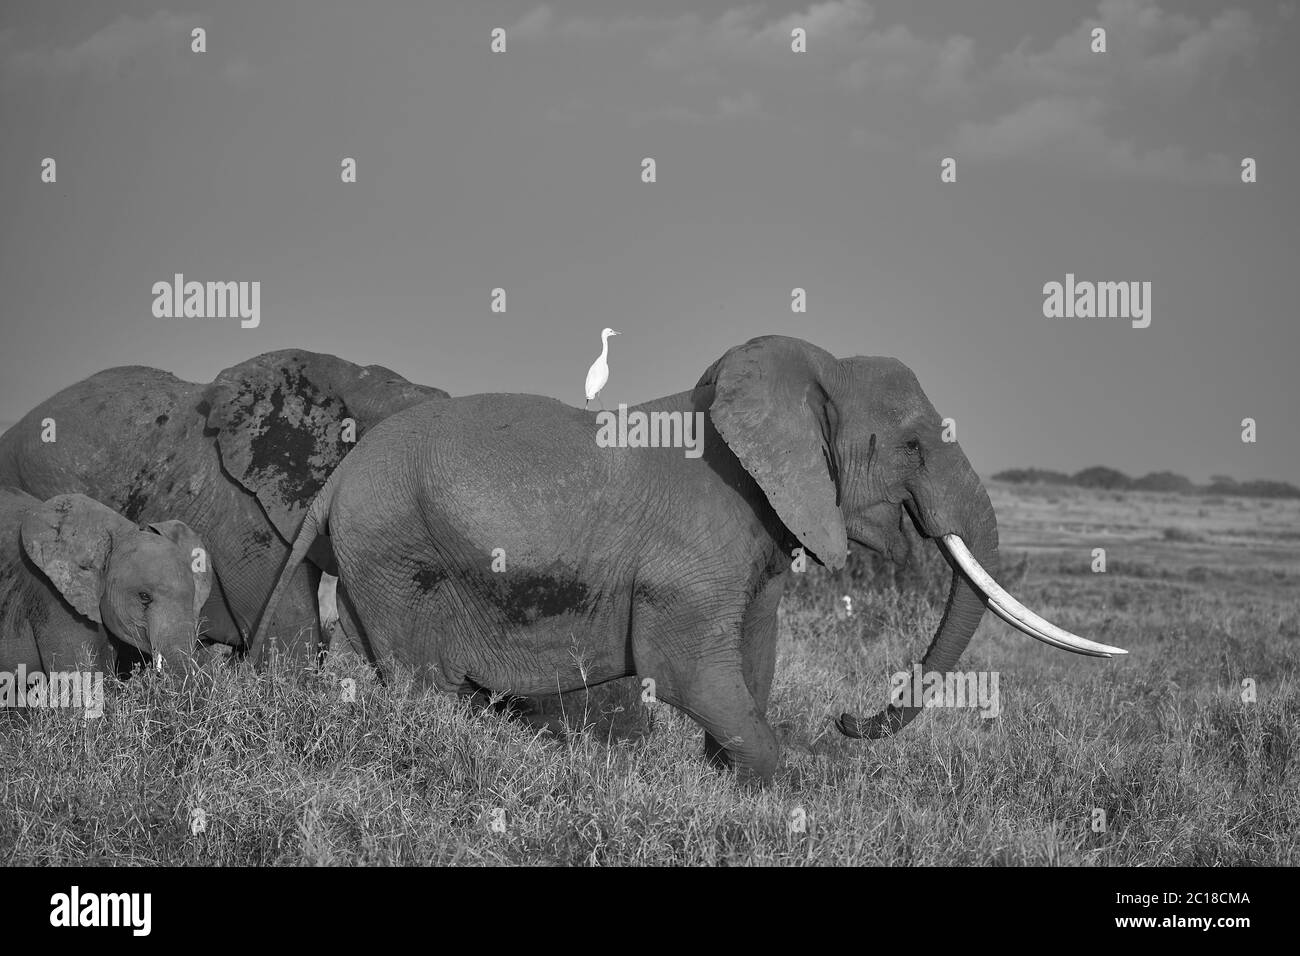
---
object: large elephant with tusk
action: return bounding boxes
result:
[253,336,1124,782]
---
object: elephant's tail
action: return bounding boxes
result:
[248,479,334,669]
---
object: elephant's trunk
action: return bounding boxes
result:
[148,608,200,676]
[837,461,1125,739]
[837,466,998,738]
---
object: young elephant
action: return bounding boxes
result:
[254,335,1126,783]
[0,489,211,675]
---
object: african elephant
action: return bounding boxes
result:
[0,351,446,660]
[0,490,210,675]
[254,336,1125,782]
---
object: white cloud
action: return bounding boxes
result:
[510,4,677,43]
[509,5,556,40]
[838,23,974,107]
[2,12,204,81]
[992,0,1258,99]
[949,95,1235,182]
[500,0,1265,179]
[953,0,1258,181]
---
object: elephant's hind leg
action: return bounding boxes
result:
[708,579,783,765]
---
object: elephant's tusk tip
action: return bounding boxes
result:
[941,534,1132,659]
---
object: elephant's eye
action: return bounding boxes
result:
[138,591,152,605]
[905,439,921,452]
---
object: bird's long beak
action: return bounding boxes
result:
[610,330,621,335]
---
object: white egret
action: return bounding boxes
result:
[584,327,620,408]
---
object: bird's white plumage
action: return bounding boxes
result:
[584,327,620,404]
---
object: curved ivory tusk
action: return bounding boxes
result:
[941,534,1128,658]
[318,572,341,630]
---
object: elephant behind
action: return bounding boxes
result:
[254,335,1124,783]
[0,351,447,659]
[0,489,210,676]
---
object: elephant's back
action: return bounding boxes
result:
[372,393,605,482]
[0,367,201,514]
[376,392,596,452]
[337,393,621,564]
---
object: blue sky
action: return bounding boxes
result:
[1,0,1296,481]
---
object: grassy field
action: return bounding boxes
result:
[2,481,1296,865]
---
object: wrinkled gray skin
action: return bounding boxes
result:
[0,351,446,660]
[0,490,211,675]
[256,336,999,783]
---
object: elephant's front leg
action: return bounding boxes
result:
[704,578,783,770]
[635,624,779,784]
[688,662,779,784]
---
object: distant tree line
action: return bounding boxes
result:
[992,466,1300,499]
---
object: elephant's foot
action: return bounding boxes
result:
[685,669,779,786]
[702,730,779,787]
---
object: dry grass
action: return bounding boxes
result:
[1,482,1296,865]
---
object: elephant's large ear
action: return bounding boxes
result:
[146,520,213,617]
[346,365,448,425]
[21,494,131,623]
[203,351,360,541]
[702,336,848,571]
